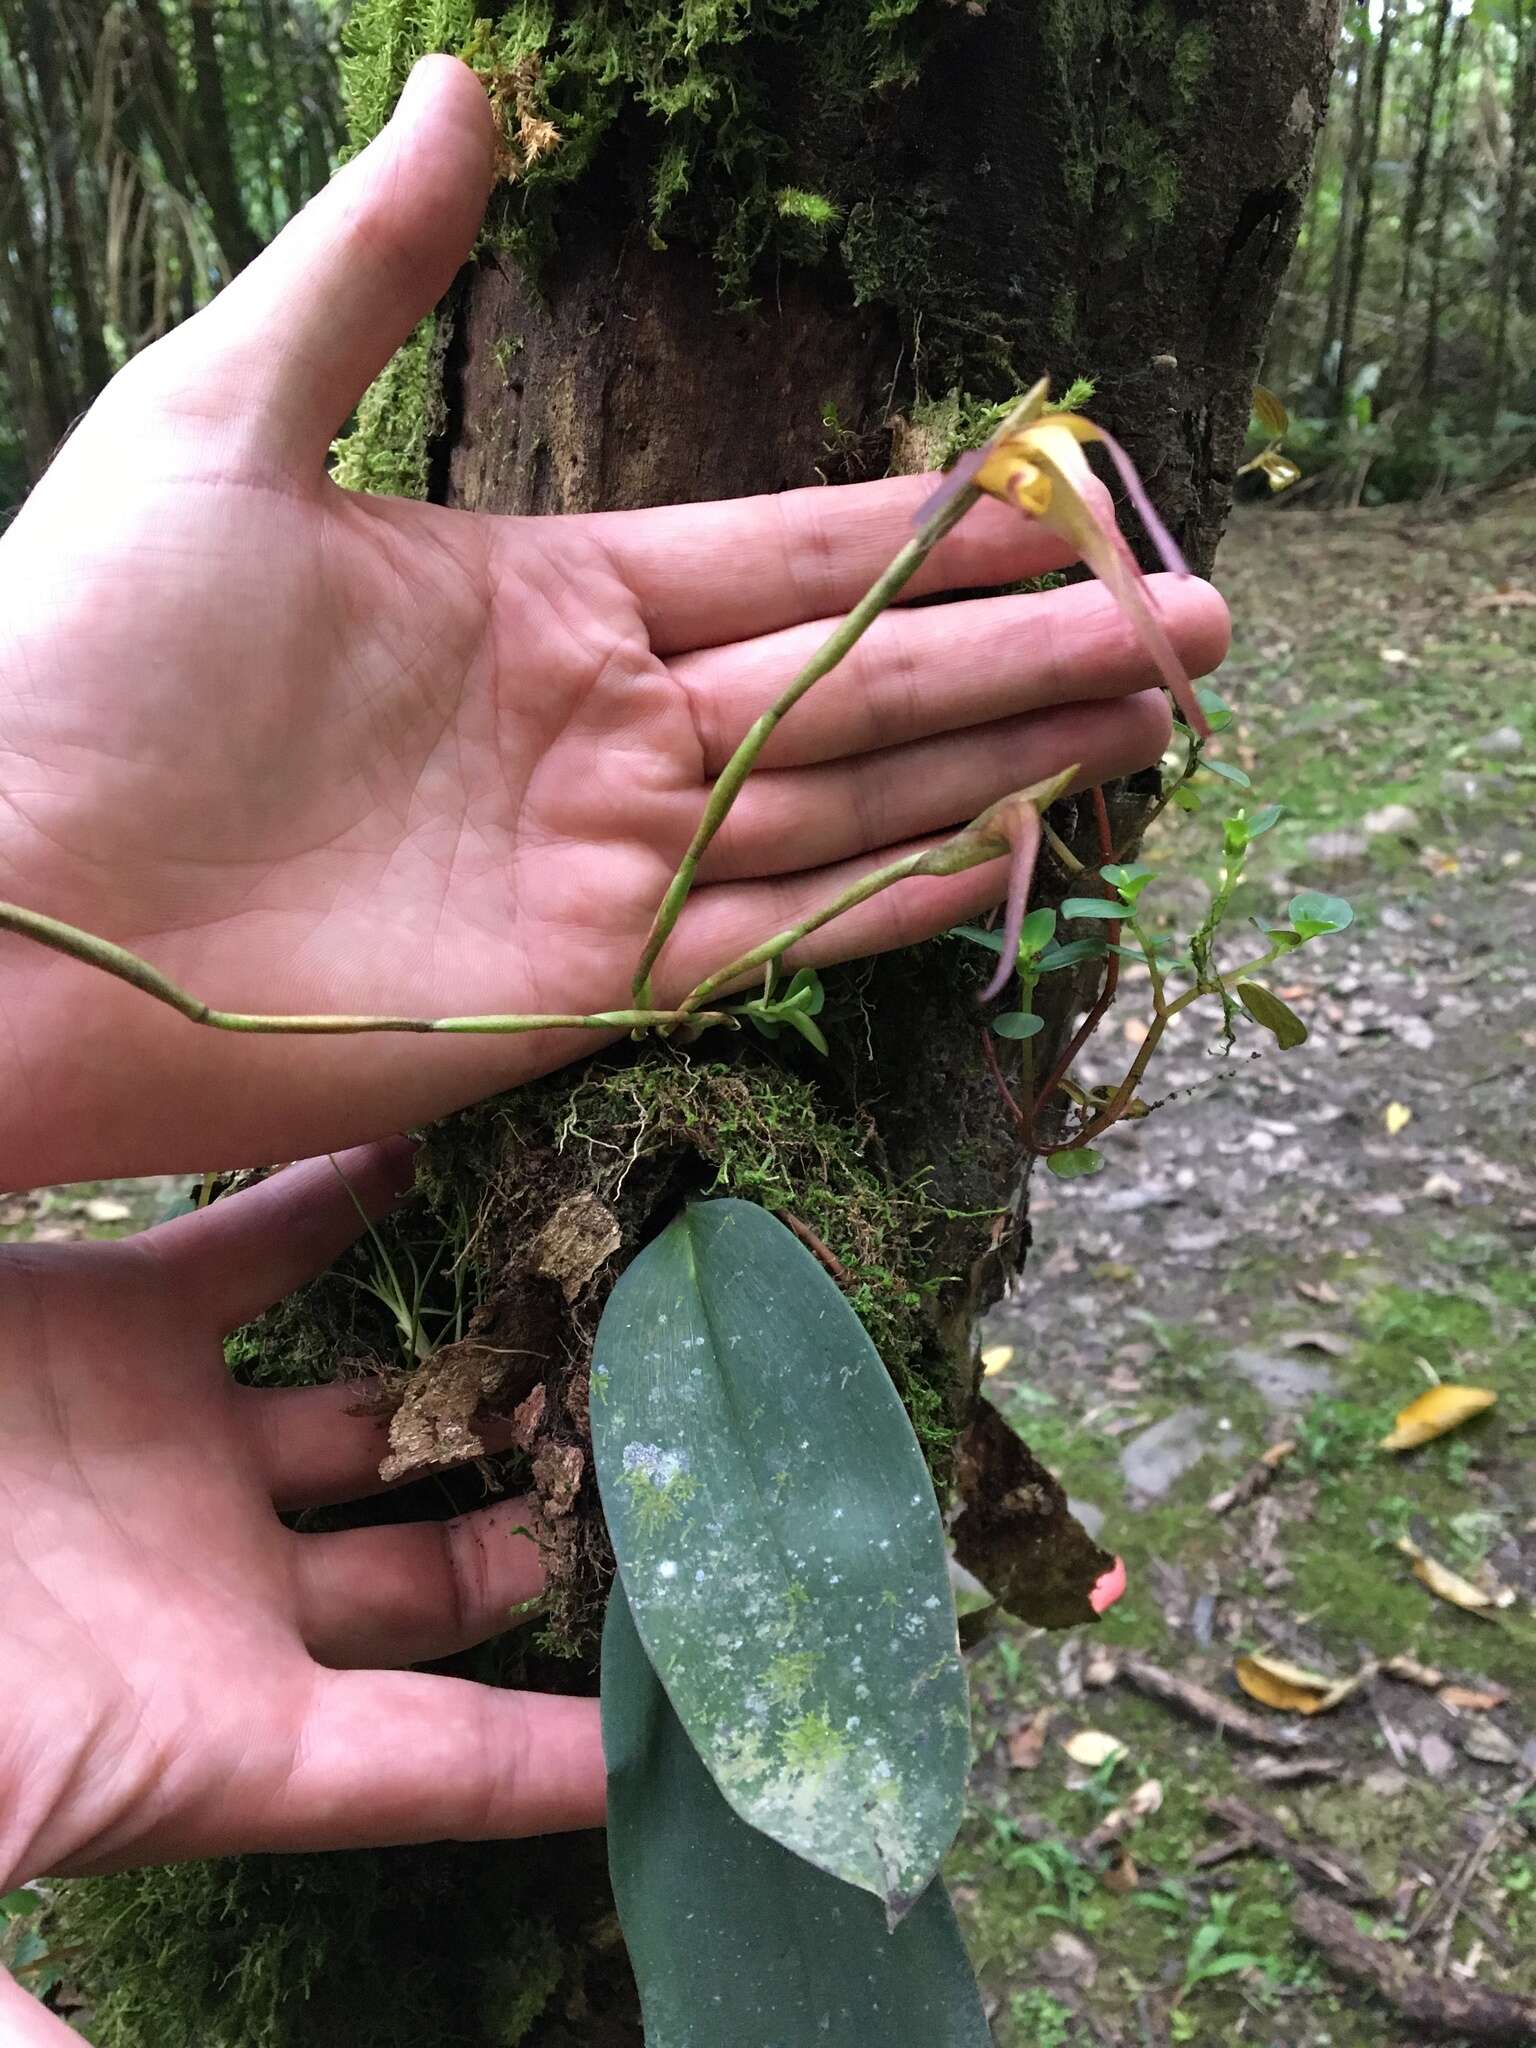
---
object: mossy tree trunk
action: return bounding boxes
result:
[62,5,1340,2043]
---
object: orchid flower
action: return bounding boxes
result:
[921,388,1212,1004]
[920,396,1210,744]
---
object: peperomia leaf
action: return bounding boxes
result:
[603,1579,990,2048]
[590,1199,970,1919]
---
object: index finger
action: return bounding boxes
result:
[569,472,1088,655]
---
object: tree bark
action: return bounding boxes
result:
[1394,0,1453,382]
[1489,0,1536,437]
[1422,10,1469,413]
[58,3,1342,2040]
[1333,0,1395,419]
[1318,3,1371,396]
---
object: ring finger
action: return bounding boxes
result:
[698,692,1170,884]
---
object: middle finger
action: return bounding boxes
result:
[672,574,1230,775]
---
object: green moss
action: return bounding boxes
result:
[331,315,445,499]
[340,0,942,306]
[1041,0,1214,256]
[52,1847,568,2048]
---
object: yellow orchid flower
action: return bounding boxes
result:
[922,392,1210,744]
[920,383,1211,1002]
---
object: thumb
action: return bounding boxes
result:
[123,55,495,473]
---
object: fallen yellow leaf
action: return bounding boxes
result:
[1384,1101,1413,1136]
[980,1343,1014,1377]
[1398,1538,1499,1619]
[1438,1684,1507,1713]
[1380,1383,1497,1452]
[1063,1729,1127,1769]
[1234,1652,1365,1716]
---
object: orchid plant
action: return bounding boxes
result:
[0,377,1345,2045]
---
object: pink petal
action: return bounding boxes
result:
[1067,509,1211,740]
[915,445,990,525]
[979,800,1042,1003]
[1091,428,1191,579]
[1090,1556,1127,1615]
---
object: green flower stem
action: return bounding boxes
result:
[0,900,736,1040]
[676,767,1077,1017]
[629,383,1051,1009]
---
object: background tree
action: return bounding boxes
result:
[0,0,343,506]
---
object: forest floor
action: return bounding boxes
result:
[958,491,1536,2046]
[4,494,1534,2047]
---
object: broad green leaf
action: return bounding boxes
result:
[1060,896,1124,921]
[1235,981,1308,1050]
[1046,1148,1105,1180]
[1171,786,1202,813]
[591,1200,969,1915]
[993,1011,1044,1040]
[0,1890,42,1921]
[1202,758,1252,790]
[1289,890,1354,939]
[1246,803,1283,837]
[1101,862,1155,905]
[603,1581,990,2048]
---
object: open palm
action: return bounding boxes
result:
[0,58,1226,1184]
[0,1144,602,1920]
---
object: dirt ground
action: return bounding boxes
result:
[4,496,1533,2046]
[959,493,1536,2045]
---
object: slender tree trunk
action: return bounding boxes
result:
[1422,9,1468,413]
[1318,4,1371,394]
[1334,0,1396,418]
[184,0,262,272]
[1489,0,1536,436]
[58,3,1343,2041]
[1394,0,1452,378]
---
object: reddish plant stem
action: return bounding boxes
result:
[979,1023,1033,1150]
[1031,787,1120,1137]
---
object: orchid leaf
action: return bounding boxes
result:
[1202,757,1252,789]
[590,1199,970,1917]
[603,1579,990,2048]
[1036,936,1109,973]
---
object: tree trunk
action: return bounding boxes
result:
[1393,0,1452,385]
[57,3,1341,2041]
[1317,3,1371,395]
[1489,0,1536,437]
[1333,0,1395,419]
[1422,10,1468,414]
[184,0,262,273]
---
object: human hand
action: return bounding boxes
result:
[0,58,1228,1188]
[0,1144,602,2039]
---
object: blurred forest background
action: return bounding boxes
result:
[4,0,1536,513]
